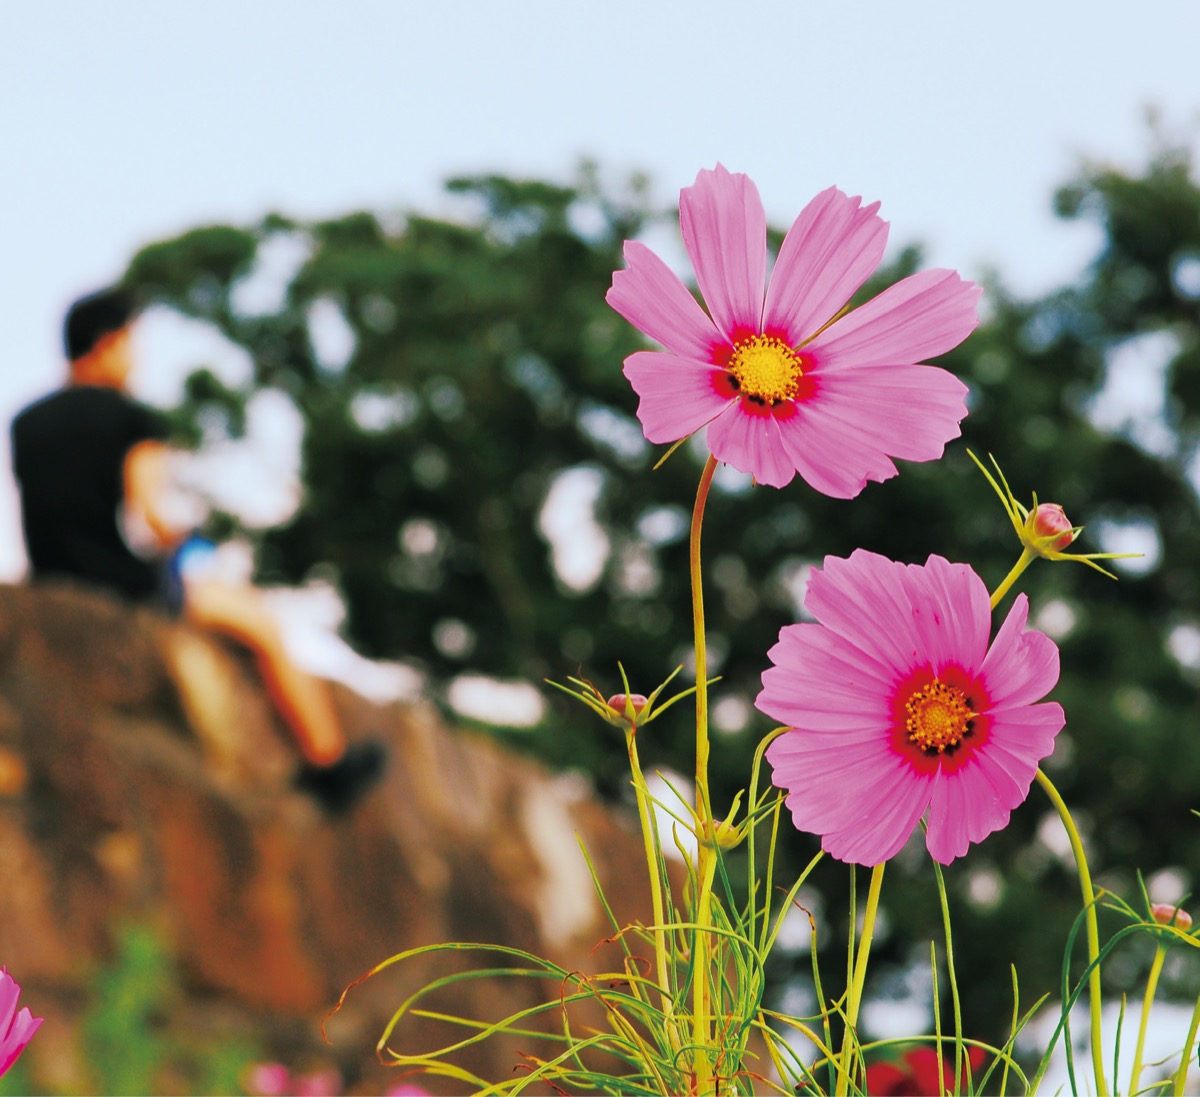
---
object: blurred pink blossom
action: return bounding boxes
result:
[247,1061,343,1096]
[0,967,42,1076]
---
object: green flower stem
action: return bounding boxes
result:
[690,453,718,819]
[990,547,1036,610]
[836,862,886,1097]
[625,727,673,1023]
[691,844,720,1094]
[688,453,719,1093]
[1128,943,1166,1096]
[932,859,965,1095]
[1035,768,1108,1096]
[1172,994,1200,1096]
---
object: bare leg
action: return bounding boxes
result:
[182,577,346,767]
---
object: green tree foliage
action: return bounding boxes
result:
[121,142,1200,1044]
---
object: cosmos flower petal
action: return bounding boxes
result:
[0,976,16,1043]
[763,187,888,344]
[760,552,1063,866]
[679,164,767,337]
[924,770,978,863]
[0,1010,40,1075]
[705,402,797,488]
[802,551,923,671]
[901,555,992,674]
[804,364,969,461]
[818,765,933,865]
[926,747,1033,864]
[981,594,1062,708]
[759,625,895,730]
[774,745,929,848]
[985,703,1066,762]
[606,240,724,360]
[0,969,40,1076]
[809,268,982,369]
[623,351,734,444]
[774,402,899,498]
[768,364,967,498]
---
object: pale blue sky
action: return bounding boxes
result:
[1,0,1197,579]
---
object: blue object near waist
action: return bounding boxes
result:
[163,535,218,613]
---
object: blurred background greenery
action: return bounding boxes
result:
[113,136,1198,1058]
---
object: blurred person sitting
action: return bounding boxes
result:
[10,287,384,814]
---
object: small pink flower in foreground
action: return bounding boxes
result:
[247,1062,342,1097]
[758,551,1065,865]
[607,165,980,496]
[0,967,42,1076]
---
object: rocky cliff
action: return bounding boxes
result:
[0,581,651,1093]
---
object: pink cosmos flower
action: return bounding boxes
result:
[607,165,981,496]
[247,1062,342,1097]
[0,967,42,1076]
[758,550,1065,865]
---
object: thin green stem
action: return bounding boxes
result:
[625,728,673,1021]
[932,859,965,1094]
[836,862,886,1097]
[691,845,720,1093]
[1129,944,1166,1095]
[990,547,1036,610]
[688,453,719,1093]
[1172,994,1200,1096]
[690,453,718,819]
[932,941,946,1096]
[1036,768,1108,1096]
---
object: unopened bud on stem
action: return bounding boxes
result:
[1150,903,1193,931]
[1029,503,1077,553]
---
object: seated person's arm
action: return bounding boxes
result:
[124,440,190,551]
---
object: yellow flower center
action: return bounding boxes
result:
[905,679,974,754]
[727,335,803,405]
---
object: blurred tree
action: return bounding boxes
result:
[121,138,1200,1047]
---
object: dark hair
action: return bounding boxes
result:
[63,288,138,362]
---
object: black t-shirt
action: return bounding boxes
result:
[11,384,168,602]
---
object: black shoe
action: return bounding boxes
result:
[295,741,387,815]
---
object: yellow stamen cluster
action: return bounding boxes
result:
[727,335,803,405]
[905,679,974,754]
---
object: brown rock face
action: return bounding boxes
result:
[0,582,650,1091]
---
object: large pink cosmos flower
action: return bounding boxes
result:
[758,551,1065,865]
[607,165,981,496]
[0,967,41,1076]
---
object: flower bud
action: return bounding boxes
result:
[706,817,744,850]
[607,692,649,715]
[1150,903,1193,931]
[1030,503,1077,552]
[604,692,651,732]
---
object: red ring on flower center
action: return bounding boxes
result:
[905,679,974,754]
